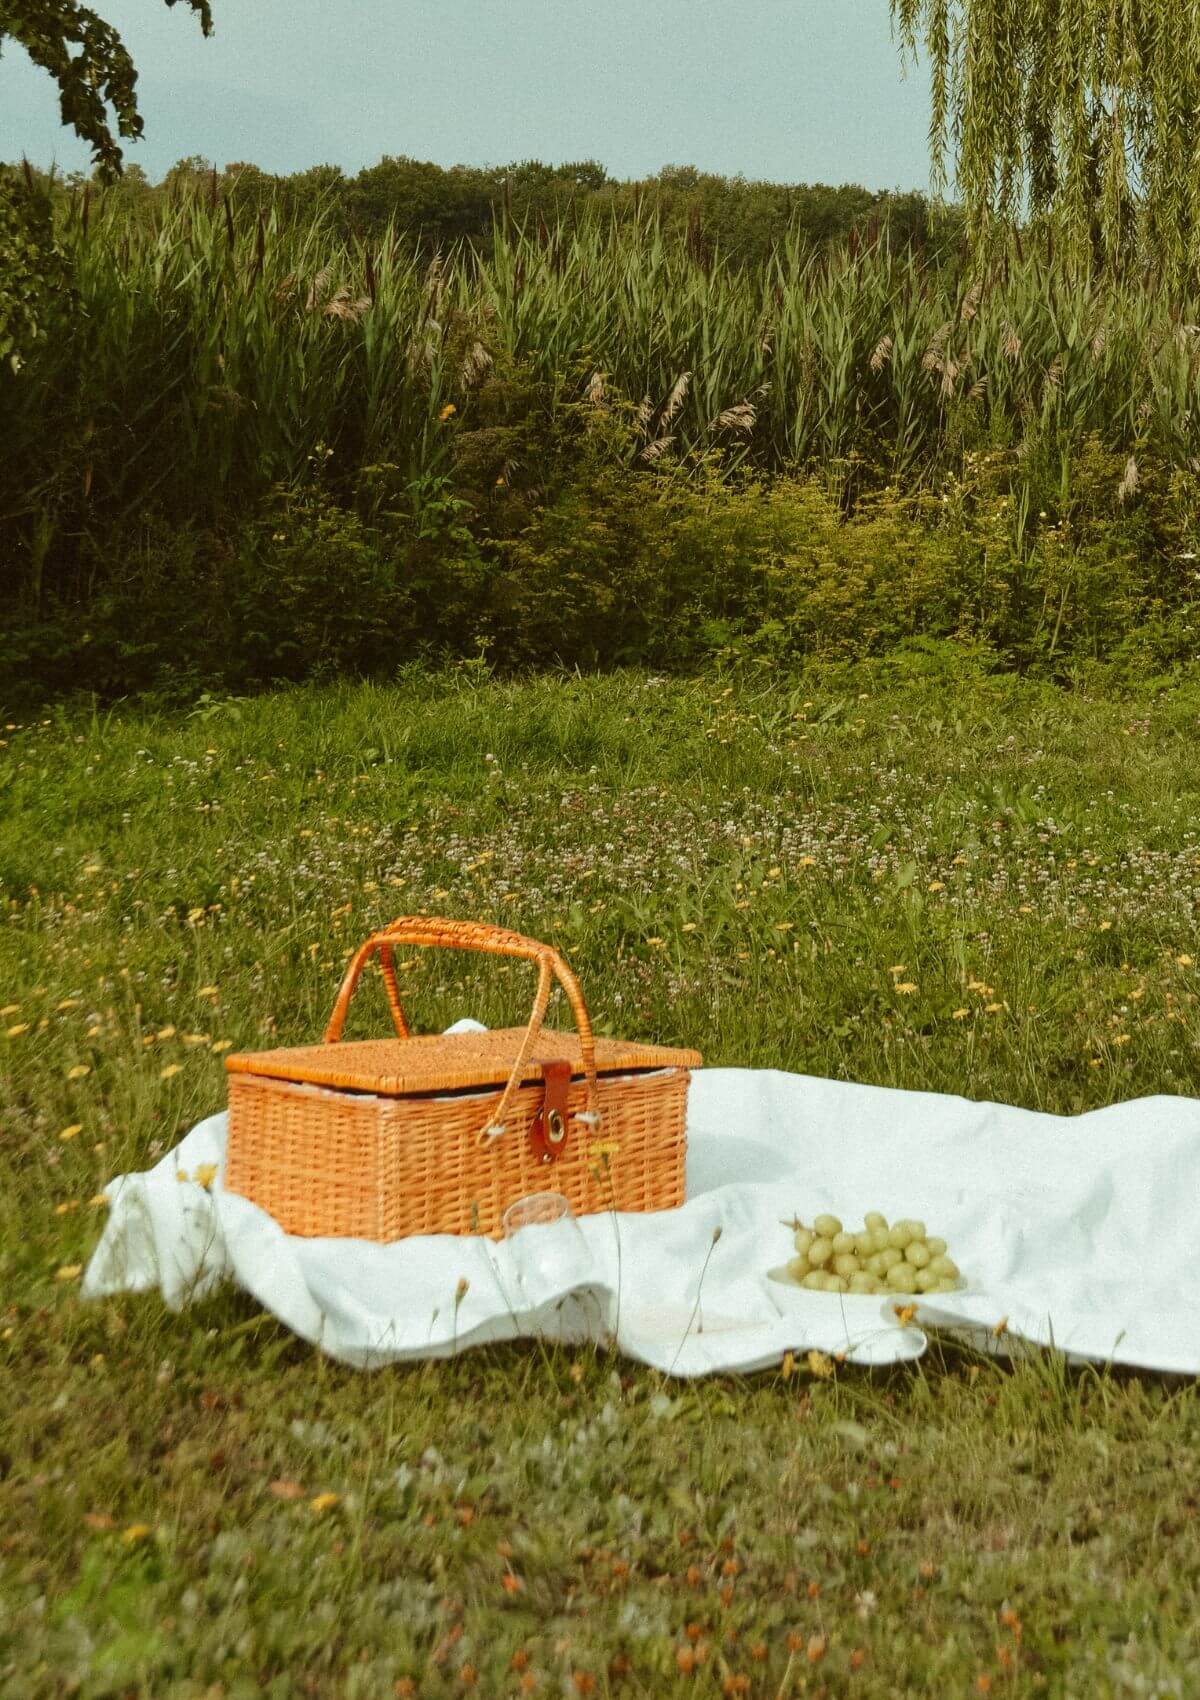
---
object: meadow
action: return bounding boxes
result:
[4,656,1200,1698]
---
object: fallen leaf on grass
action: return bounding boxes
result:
[83,1512,115,1531]
[268,1480,305,1500]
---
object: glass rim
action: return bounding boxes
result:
[501,1191,571,1234]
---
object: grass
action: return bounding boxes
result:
[3,652,1200,1698]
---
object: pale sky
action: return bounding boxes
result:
[0,0,943,192]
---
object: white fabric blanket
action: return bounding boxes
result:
[82,1021,1200,1378]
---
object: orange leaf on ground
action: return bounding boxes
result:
[268,1480,305,1500]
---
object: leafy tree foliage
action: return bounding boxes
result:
[0,0,212,366]
[890,0,1199,287]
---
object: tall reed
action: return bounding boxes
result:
[5,191,1200,603]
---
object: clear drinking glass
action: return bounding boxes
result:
[501,1191,593,1304]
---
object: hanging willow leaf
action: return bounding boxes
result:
[889,0,1200,293]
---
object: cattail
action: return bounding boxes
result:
[223,195,235,249]
[250,209,265,287]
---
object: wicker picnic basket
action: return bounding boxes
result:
[222,916,702,1241]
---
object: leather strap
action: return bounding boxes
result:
[528,1059,572,1166]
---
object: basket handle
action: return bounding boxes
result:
[323,916,601,1149]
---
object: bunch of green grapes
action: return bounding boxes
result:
[784,1212,963,1296]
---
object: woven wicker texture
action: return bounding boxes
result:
[222,916,701,1241]
[226,1027,701,1096]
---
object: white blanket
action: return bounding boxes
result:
[82,1022,1200,1378]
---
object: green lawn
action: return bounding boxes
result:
[4,652,1200,1699]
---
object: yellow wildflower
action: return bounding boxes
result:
[6,1023,30,1038]
[55,1264,83,1281]
[159,1063,182,1080]
[67,1064,90,1080]
[121,1523,153,1545]
[310,1492,340,1513]
[439,404,457,422]
[59,1124,82,1141]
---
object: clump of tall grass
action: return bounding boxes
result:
[4,190,1200,697]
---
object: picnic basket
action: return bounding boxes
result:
[222,916,702,1241]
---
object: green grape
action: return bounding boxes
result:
[906,1241,931,1268]
[853,1232,875,1257]
[801,1271,826,1291]
[886,1261,918,1291]
[807,1237,834,1267]
[813,1214,842,1238]
[914,1268,939,1293]
[848,1272,876,1294]
[929,1255,959,1280]
[787,1256,811,1282]
[831,1232,857,1256]
[870,1228,891,1253]
[863,1212,887,1233]
[793,1228,815,1258]
[925,1237,947,1258]
[886,1223,912,1250]
[933,1277,961,1293]
[877,1246,903,1271]
[826,1274,848,1294]
[907,1221,926,1242]
[834,1253,860,1279]
[865,1252,887,1276]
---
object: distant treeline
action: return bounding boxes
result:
[20,153,967,267]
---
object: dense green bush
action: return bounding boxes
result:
[5,433,1197,710]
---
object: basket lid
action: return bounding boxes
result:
[224,1025,702,1098]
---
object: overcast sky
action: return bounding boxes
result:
[1,0,942,191]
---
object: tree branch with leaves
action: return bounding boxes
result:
[0,0,213,368]
[890,0,1200,291]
